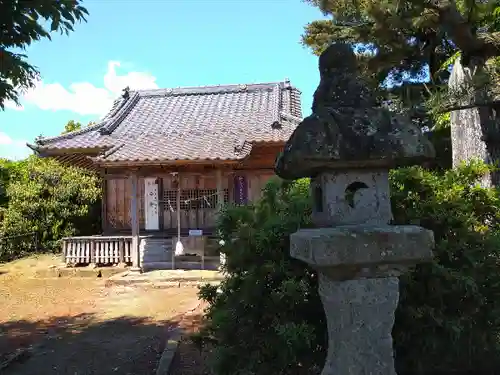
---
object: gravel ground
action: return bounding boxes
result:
[0,255,201,375]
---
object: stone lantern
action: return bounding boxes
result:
[275,43,436,375]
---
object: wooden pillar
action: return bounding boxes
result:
[216,169,224,211]
[100,170,108,234]
[214,169,225,272]
[130,172,141,272]
[158,177,165,231]
[227,171,234,205]
[174,172,181,269]
[90,240,96,266]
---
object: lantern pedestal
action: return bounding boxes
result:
[291,225,433,375]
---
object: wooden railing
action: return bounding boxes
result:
[62,236,133,265]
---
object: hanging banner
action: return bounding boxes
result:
[234,175,248,205]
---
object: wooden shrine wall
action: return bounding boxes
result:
[105,176,145,231]
[161,172,228,231]
[103,170,276,232]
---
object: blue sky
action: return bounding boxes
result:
[0,0,328,160]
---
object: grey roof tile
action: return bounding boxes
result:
[33,81,302,163]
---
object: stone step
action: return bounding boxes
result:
[141,245,173,251]
[141,261,220,271]
[142,256,172,263]
[106,278,221,288]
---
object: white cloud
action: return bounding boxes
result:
[0,132,26,146]
[19,61,158,116]
[0,132,31,160]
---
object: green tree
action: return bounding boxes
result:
[302,0,500,128]
[0,156,101,262]
[61,120,97,134]
[62,119,83,134]
[0,158,15,208]
[1,0,88,110]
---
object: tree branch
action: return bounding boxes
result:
[430,0,500,60]
[437,99,500,114]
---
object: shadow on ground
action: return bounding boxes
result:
[0,312,203,375]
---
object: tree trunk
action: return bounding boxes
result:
[449,58,500,186]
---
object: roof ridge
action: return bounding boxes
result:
[99,92,141,135]
[271,84,281,125]
[135,81,298,97]
[35,121,106,145]
[94,143,125,161]
[147,80,290,90]
[101,96,126,122]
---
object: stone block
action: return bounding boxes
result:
[311,171,392,226]
[290,225,434,269]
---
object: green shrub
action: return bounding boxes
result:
[199,178,326,375]
[0,156,101,262]
[391,160,500,374]
[199,161,500,375]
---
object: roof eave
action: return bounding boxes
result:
[34,146,108,156]
[251,140,286,146]
[34,121,107,146]
[94,158,244,168]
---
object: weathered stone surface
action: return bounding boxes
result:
[311,171,392,227]
[274,43,435,180]
[319,275,398,375]
[291,225,433,270]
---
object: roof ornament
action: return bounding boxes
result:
[165,88,173,95]
[283,77,291,89]
[271,121,282,129]
[122,86,130,100]
[238,84,248,91]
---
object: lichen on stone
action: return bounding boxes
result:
[275,43,435,180]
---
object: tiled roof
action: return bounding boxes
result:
[32,81,303,164]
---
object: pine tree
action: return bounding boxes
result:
[302,0,500,128]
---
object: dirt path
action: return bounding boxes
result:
[168,303,211,375]
[0,255,201,375]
